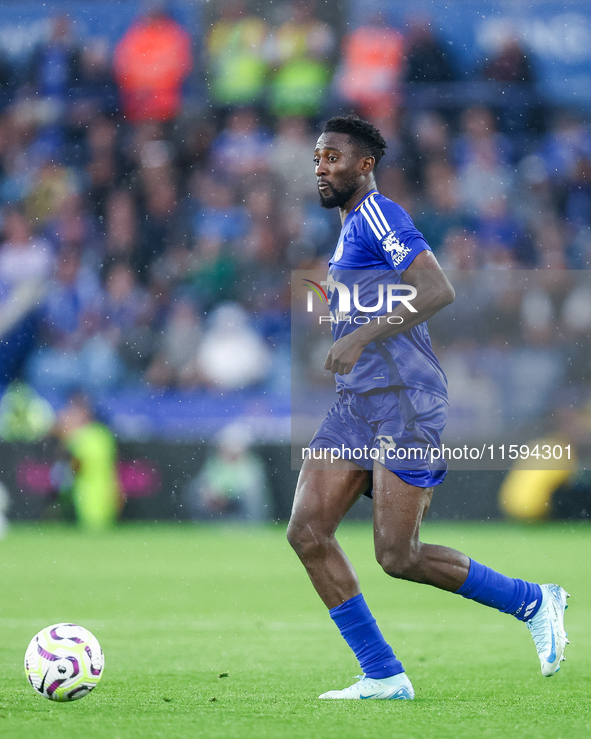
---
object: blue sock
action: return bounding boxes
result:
[329,593,404,679]
[456,559,543,621]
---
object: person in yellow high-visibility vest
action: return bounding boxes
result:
[499,400,591,519]
[56,395,121,530]
[499,441,573,520]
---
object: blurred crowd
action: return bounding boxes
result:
[0,0,590,420]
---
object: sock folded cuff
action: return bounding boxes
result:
[456,558,482,598]
[456,558,542,620]
[329,593,366,623]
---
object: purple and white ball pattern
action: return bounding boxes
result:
[24,623,104,701]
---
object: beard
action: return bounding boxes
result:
[318,176,359,209]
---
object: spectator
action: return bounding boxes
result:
[454,106,513,169]
[27,15,81,120]
[25,246,120,398]
[174,115,217,189]
[483,36,537,138]
[528,216,568,270]
[0,208,54,285]
[136,178,182,283]
[413,161,464,253]
[473,197,534,266]
[336,13,404,127]
[0,110,38,205]
[25,159,75,225]
[563,156,591,231]
[376,165,415,215]
[206,0,269,108]
[241,179,284,262]
[113,1,193,123]
[85,116,125,222]
[186,235,237,310]
[0,51,14,112]
[438,228,482,270]
[561,281,591,382]
[514,154,560,232]
[45,192,102,259]
[454,106,514,216]
[102,261,154,379]
[268,0,335,118]
[399,109,451,188]
[412,110,451,162]
[103,188,139,266]
[0,209,53,386]
[71,37,118,114]
[537,112,591,183]
[210,108,271,178]
[145,298,203,388]
[188,171,246,244]
[0,380,55,441]
[484,38,534,84]
[37,244,103,352]
[561,156,591,267]
[404,17,457,83]
[268,116,317,203]
[184,422,270,521]
[197,302,272,390]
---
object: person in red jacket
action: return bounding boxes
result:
[114,2,193,123]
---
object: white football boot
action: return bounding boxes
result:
[319,672,414,700]
[526,583,570,676]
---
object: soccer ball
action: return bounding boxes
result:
[24,623,104,701]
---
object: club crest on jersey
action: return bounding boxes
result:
[381,231,411,266]
[333,239,344,262]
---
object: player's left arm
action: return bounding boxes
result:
[324,250,454,375]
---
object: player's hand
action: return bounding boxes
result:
[324,334,365,374]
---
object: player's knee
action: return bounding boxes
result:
[376,544,421,581]
[286,519,325,560]
[285,520,302,552]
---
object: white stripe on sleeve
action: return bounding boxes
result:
[370,196,391,232]
[363,200,386,237]
[360,203,383,240]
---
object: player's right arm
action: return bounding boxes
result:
[355,248,454,338]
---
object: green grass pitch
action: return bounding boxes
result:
[0,521,589,739]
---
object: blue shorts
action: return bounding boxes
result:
[308,387,448,491]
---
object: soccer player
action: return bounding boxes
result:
[287,115,569,700]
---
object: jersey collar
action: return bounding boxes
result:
[354,190,379,212]
[343,190,379,226]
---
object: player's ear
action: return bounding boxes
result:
[360,156,375,175]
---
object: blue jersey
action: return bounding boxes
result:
[326,190,447,400]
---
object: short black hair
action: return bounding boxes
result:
[322,115,387,168]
